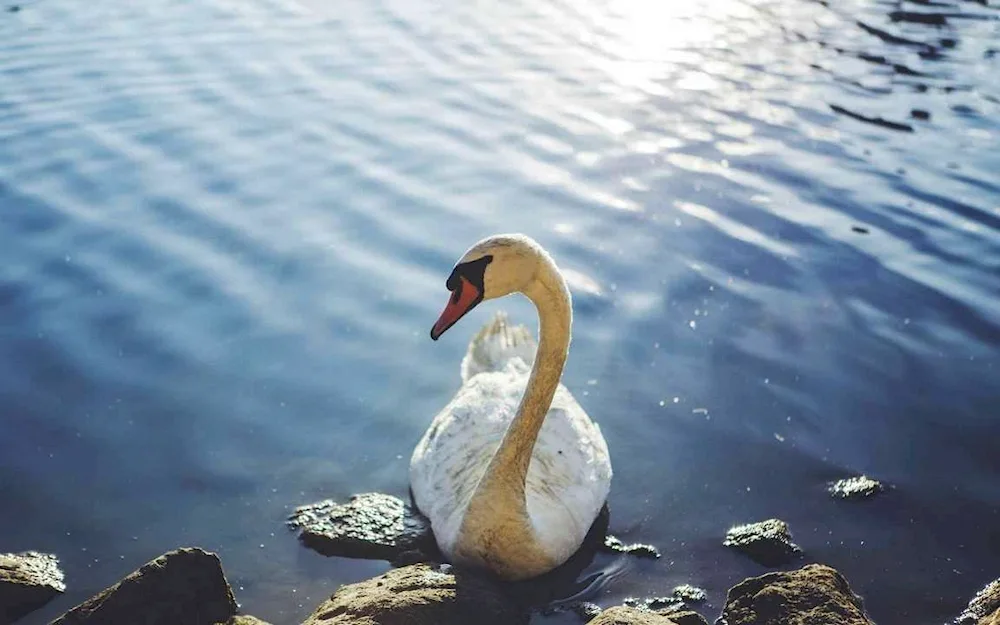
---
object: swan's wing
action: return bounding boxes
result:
[525,385,612,563]
[461,311,536,382]
[410,371,520,553]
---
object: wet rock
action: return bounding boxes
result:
[911,109,931,120]
[216,617,273,625]
[288,493,436,562]
[546,598,708,625]
[624,596,683,611]
[0,551,65,624]
[720,564,874,625]
[672,584,707,603]
[603,535,661,559]
[828,475,884,500]
[657,608,709,625]
[723,519,800,567]
[589,606,680,624]
[51,547,236,625]
[957,578,1000,625]
[301,563,527,625]
[574,602,604,621]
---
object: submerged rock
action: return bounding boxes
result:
[51,547,236,625]
[957,578,1000,625]
[671,584,707,604]
[217,618,273,625]
[624,596,683,611]
[301,563,527,625]
[0,551,65,624]
[288,493,436,562]
[603,535,661,559]
[828,475,884,500]
[720,564,874,625]
[723,519,800,567]
[542,601,603,622]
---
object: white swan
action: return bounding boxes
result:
[410,234,612,580]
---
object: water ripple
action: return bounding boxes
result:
[1,0,998,623]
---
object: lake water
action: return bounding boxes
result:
[1,0,998,623]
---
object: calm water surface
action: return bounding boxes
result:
[1,0,998,623]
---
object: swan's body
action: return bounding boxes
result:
[410,234,612,580]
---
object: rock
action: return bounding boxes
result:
[624,596,683,612]
[51,547,236,625]
[589,606,679,624]
[612,597,710,625]
[723,519,800,567]
[288,493,436,562]
[603,535,661,559]
[657,609,709,625]
[828,476,884,500]
[0,551,65,624]
[911,109,931,120]
[957,578,1000,625]
[671,584,707,603]
[720,564,874,625]
[301,563,527,625]
[216,617,273,625]
[573,602,604,621]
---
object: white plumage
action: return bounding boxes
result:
[410,235,612,580]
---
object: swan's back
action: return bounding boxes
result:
[460,312,537,381]
[410,312,612,570]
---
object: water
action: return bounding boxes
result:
[1,0,997,623]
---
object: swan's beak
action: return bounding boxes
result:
[430,275,482,340]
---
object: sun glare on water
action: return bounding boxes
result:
[572,0,761,91]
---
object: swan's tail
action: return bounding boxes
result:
[461,311,536,382]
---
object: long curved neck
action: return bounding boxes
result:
[466,255,572,520]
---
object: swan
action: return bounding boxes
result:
[409,233,612,580]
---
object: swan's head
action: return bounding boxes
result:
[430,234,543,340]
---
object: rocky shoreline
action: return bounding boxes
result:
[3,545,997,625]
[3,479,996,625]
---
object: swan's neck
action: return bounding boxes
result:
[461,257,572,534]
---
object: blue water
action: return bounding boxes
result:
[1,0,997,623]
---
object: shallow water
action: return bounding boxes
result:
[1,0,998,623]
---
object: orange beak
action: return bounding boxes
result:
[430,275,482,340]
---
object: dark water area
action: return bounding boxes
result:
[1,0,998,623]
